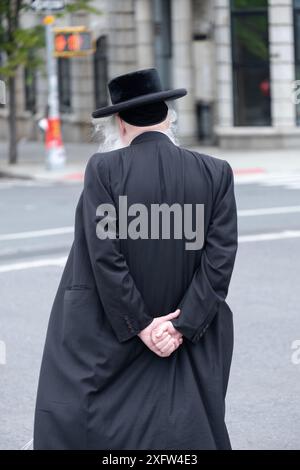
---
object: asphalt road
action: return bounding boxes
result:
[0,173,300,450]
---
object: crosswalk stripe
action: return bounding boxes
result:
[0,230,300,273]
[0,227,74,241]
[239,230,300,243]
[234,172,300,190]
[0,257,67,273]
[0,204,299,242]
[238,205,300,216]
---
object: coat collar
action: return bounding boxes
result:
[129,131,172,146]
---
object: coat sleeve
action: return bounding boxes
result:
[171,159,238,343]
[82,153,153,343]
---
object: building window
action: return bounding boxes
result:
[153,0,172,89]
[24,66,36,113]
[58,58,72,113]
[230,0,271,126]
[294,0,300,125]
[93,35,108,109]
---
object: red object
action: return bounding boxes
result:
[55,34,67,52]
[54,31,93,55]
[233,167,265,175]
[68,33,82,51]
[260,79,270,97]
[45,117,63,149]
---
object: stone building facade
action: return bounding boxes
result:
[1,0,300,148]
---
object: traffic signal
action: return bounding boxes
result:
[53,27,95,57]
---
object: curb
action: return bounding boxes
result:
[233,167,266,175]
[0,170,33,181]
[0,168,85,183]
[1,166,267,183]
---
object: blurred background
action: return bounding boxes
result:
[1,0,300,450]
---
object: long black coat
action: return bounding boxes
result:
[34,131,238,450]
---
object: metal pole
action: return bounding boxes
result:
[44,15,66,170]
[0,80,6,105]
[45,19,59,119]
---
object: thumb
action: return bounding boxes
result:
[154,309,181,338]
[162,309,181,322]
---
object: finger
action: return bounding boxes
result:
[165,336,183,354]
[161,309,181,322]
[156,322,183,341]
[152,335,183,357]
[155,311,181,335]
[171,338,180,350]
[162,342,176,357]
[151,329,168,341]
[173,331,183,341]
[152,340,172,357]
[154,334,172,350]
[155,329,182,348]
[151,327,169,342]
[153,345,167,357]
[174,337,183,349]
[153,322,170,339]
[160,338,177,354]
[154,320,179,339]
[152,326,183,348]
[165,321,181,336]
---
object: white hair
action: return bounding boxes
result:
[91,105,180,153]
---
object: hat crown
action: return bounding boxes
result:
[108,68,163,105]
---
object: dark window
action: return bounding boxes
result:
[58,58,72,113]
[153,0,172,88]
[24,66,36,113]
[294,0,300,125]
[232,0,268,8]
[93,35,108,109]
[231,0,271,126]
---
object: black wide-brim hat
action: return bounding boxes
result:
[92,68,187,119]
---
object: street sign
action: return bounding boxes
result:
[53,27,95,57]
[31,0,65,11]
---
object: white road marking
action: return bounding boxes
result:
[0,256,67,273]
[0,180,53,189]
[0,230,300,273]
[20,439,33,450]
[238,205,300,217]
[239,230,300,243]
[0,226,74,241]
[0,204,299,242]
[0,179,81,189]
[234,171,300,189]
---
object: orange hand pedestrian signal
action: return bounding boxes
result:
[53,27,94,57]
[55,34,67,52]
[68,33,82,52]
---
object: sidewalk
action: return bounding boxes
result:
[0,140,97,183]
[1,139,300,183]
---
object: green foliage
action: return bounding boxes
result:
[0,24,45,77]
[232,0,268,9]
[60,0,101,16]
[0,0,101,78]
[234,15,269,62]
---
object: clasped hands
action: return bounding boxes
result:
[138,309,183,357]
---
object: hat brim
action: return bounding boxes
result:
[91,88,187,119]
